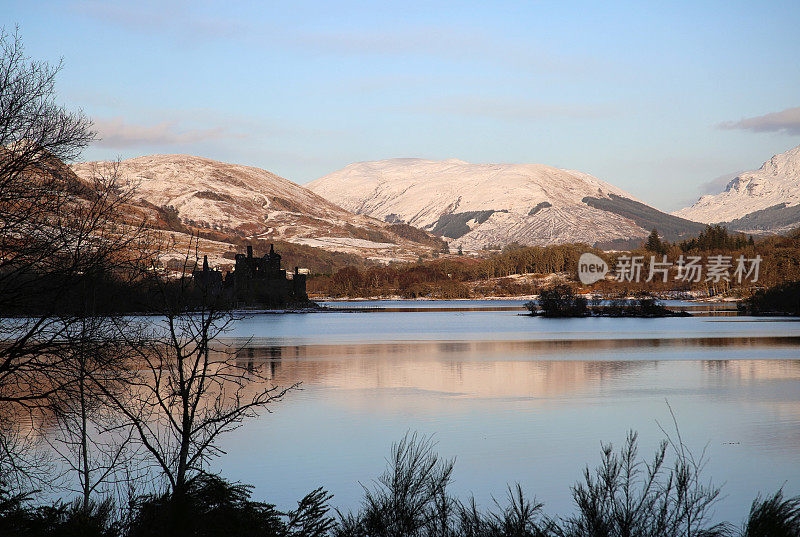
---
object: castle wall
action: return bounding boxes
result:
[228,245,308,306]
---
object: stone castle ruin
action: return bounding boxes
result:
[192,244,308,306]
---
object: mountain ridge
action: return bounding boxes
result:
[70,154,444,263]
[674,144,800,231]
[307,157,702,249]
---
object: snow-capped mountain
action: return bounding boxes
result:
[307,158,703,249]
[674,145,800,232]
[70,155,442,261]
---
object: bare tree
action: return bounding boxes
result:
[43,314,145,512]
[0,24,94,308]
[0,27,156,496]
[0,25,86,405]
[93,246,296,530]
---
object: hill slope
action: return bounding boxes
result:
[307,158,702,249]
[674,144,800,232]
[71,155,443,263]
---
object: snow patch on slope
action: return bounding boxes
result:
[306,158,648,248]
[71,154,357,233]
[71,154,441,262]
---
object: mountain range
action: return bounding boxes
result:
[70,155,445,265]
[68,144,800,261]
[307,158,705,250]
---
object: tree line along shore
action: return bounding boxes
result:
[306,226,800,304]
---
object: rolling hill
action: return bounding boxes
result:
[70,155,445,265]
[307,158,704,250]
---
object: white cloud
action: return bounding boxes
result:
[719,106,800,135]
[93,117,231,148]
[699,171,742,195]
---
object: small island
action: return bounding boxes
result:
[524,285,690,318]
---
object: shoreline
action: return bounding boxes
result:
[311,295,736,303]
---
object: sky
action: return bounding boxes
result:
[5,0,800,211]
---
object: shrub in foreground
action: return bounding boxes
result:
[742,489,800,537]
[335,432,799,537]
[3,435,800,537]
[127,474,333,537]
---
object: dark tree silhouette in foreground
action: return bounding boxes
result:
[90,244,305,533]
[0,27,153,494]
[0,27,162,537]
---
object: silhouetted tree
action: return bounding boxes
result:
[44,315,142,512]
[528,285,588,317]
[94,245,297,533]
[0,28,153,495]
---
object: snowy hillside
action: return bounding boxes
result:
[71,155,441,261]
[674,145,800,231]
[307,158,700,249]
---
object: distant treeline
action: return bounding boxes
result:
[739,281,800,315]
[593,225,800,296]
[308,244,592,298]
[308,225,800,298]
[0,269,238,316]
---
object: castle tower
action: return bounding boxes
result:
[267,243,281,271]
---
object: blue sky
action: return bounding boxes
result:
[5,0,800,210]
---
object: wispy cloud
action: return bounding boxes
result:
[290,27,478,56]
[698,171,741,195]
[404,96,613,122]
[290,26,606,77]
[718,106,800,135]
[71,1,606,79]
[93,117,234,148]
[70,0,245,42]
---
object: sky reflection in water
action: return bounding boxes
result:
[211,304,800,524]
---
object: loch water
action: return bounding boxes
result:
[210,300,800,523]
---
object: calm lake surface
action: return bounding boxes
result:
[211,300,800,523]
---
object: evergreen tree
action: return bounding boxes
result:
[645,228,664,253]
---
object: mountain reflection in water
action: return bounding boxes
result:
[223,336,800,402]
[205,311,800,526]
